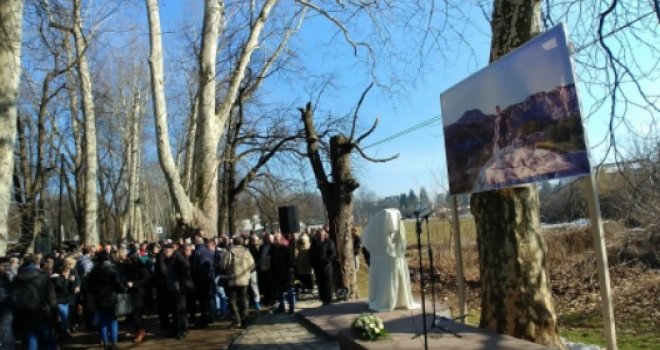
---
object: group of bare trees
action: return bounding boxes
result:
[0,0,658,348]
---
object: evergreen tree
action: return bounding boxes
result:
[408,189,419,211]
[419,187,431,209]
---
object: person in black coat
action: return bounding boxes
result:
[158,243,192,340]
[269,233,295,313]
[151,245,171,329]
[0,260,14,350]
[191,235,215,327]
[124,252,151,343]
[50,258,77,339]
[311,229,337,305]
[257,233,274,306]
[12,255,57,350]
[87,251,124,350]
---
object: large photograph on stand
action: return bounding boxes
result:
[440,24,590,195]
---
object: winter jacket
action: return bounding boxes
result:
[51,273,76,305]
[191,244,215,285]
[229,245,255,287]
[123,258,151,310]
[258,243,272,272]
[295,248,313,275]
[311,238,336,272]
[270,244,294,290]
[248,244,260,268]
[11,265,57,333]
[87,261,124,312]
[159,251,192,292]
[0,273,13,349]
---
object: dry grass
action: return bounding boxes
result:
[356,218,660,349]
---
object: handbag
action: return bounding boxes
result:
[115,293,133,316]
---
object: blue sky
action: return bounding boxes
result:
[148,2,658,199]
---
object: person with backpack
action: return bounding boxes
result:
[12,254,57,350]
[227,236,255,328]
[87,251,124,350]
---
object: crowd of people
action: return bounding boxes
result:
[0,226,365,350]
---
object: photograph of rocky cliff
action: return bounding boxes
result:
[441,24,591,194]
[443,83,590,194]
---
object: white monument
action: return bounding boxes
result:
[361,208,418,311]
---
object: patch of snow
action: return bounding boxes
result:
[561,337,602,350]
[542,218,590,230]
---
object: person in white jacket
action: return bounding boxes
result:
[361,208,418,311]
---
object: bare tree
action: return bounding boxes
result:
[0,1,24,254]
[300,84,398,299]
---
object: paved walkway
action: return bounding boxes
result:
[62,293,338,349]
[230,296,339,350]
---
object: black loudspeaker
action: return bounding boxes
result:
[278,206,300,234]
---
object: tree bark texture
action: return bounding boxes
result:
[329,135,358,299]
[191,0,224,234]
[470,0,563,347]
[73,0,99,247]
[0,0,24,256]
[124,93,141,242]
[64,35,85,240]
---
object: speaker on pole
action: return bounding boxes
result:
[278,206,300,234]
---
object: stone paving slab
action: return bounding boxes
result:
[230,297,339,350]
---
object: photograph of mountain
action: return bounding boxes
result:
[440,24,591,195]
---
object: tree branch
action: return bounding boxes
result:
[296,0,372,56]
[354,145,398,163]
[349,82,374,141]
[355,117,379,144]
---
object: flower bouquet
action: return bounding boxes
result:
[352,313,387,341]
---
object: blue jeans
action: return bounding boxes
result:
[24,323,55,350]
[277,287,296,312]
[215,286,227,315]
[57,303,69,332]
[95,309,118,345]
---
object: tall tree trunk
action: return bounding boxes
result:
[146,0,200,232]
[15,116,35,253]
[225,143,238,236]
[63,35,85,241]
[124,93,141,242]
[182,96,198,195]
[191,0,224,234]
[470,1,563,347]
[0,0,23,256]
[329,135,358,298]
[73,0,99,247]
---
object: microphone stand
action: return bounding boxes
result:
[425,215,462,338]
[411,211,429,350]
[424,215,439,328]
